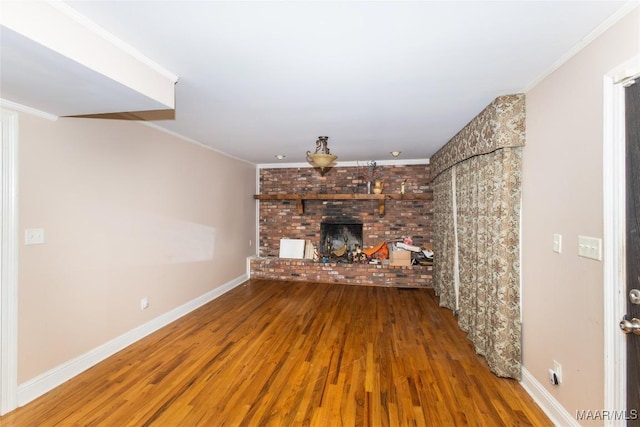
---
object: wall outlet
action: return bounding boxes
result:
[140,297,149,310]
[553,360,562,384]
[25,228,45,245]
[553,234,562,253]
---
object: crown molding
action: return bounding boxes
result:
[522,1,639,93]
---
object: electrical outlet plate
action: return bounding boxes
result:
[553,360,562,384]
[553,234,562,253]
[140,297,149,310]
[25,228,45,245]
[578,235,602,261]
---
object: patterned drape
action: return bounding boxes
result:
[432,167,456,310]
[431,94,525,380]
[455,148,522,378]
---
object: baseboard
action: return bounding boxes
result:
[17,274,248,407]
[520,366,579,427]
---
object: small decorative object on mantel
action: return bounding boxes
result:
[373,180,384,194]
[357,160,377,194]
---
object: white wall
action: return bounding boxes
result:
[18,114,256,383]
[522,7,639,425]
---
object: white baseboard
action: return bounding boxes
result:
[520,366,579,427]
[17,274,248,407]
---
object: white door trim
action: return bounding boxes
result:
[603,56,640,426]
[0,109,19,415]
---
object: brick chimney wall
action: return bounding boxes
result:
[257,164,433,257]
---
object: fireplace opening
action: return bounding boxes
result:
[320,218,363,260]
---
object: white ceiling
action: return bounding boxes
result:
[1,1,632,164]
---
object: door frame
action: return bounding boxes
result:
[603,56,640,425]
[0,108,19,415]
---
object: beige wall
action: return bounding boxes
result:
[18,115,256,382]
[522,7,639,422]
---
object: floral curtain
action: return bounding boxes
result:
[454,148,522,379]
[432,167,456,310]
[431,94,525,380]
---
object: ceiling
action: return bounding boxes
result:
[1,1,632,164]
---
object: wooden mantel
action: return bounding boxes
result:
[253,193,432,215]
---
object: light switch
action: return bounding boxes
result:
[553,234,562,253]
[25,228,45,245]
[578,235,602,261]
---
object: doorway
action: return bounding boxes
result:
[624,76,640,426]
[604,57,640,426]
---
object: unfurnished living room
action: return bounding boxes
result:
[1,1,639,426]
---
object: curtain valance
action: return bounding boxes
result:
[430,94,525,179]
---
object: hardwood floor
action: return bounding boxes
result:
[1,279,551,426]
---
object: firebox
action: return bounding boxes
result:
[320,218,363,258]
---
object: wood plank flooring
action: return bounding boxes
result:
[1,279,551,426]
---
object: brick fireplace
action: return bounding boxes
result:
[251,163,433,287]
